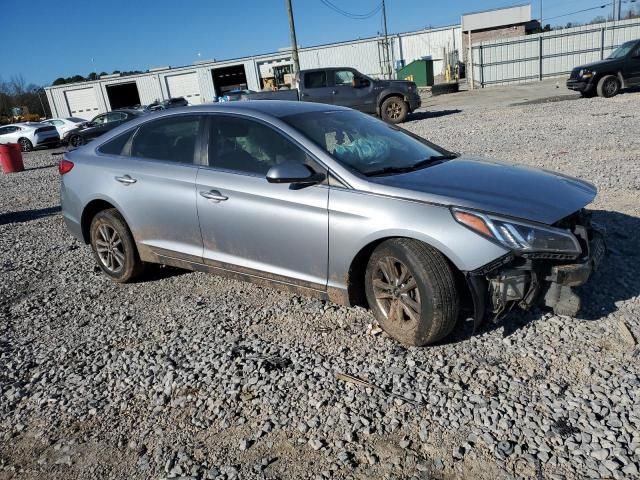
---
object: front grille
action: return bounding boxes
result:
[35,126,56,134]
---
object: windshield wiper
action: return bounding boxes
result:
[365,154,457,177]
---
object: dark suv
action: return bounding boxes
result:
[567,39,640,97]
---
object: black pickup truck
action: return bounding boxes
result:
[567,38,640,98]
[247,67,421,123]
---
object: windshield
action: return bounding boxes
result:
[282,110,451,175]
[608,41,636,59]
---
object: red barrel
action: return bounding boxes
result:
[0,143,25,174]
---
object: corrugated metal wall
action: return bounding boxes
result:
[472,18,640,86]
[45,25,462,115]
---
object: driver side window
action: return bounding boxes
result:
[208,116,311,176]
[92,114,107,125]
[334,70,355,86]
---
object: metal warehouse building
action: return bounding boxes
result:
[44,24,461,119]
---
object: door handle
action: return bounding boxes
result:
[115,175,136,185]
[331,90,338,95]
[200,190,228,202]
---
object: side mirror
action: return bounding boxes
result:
[266,161,325,185]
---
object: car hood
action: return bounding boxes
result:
[573,58,619,71]
[367,157,597,225]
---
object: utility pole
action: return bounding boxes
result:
[382,0,392,78]
[539,0,543,30]
[617,0,622,20]
[285,0,300,77]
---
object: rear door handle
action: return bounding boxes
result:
[200,190,228,202]
[115,175,136,185]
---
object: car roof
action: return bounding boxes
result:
[181,100,349,118]
[111,109,143,115]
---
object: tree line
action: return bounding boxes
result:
[0,75,50,119]
[52,70,145,86]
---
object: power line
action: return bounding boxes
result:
[543,0,636,22]
[319,0,382,19]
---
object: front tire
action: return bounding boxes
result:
[69,135,84,148]
[596,75,620,98]
[380,96,409,124]
[18,138,33,152]
[364,239,459,346]
[90,209,144,283]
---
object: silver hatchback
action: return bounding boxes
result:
[59,101,604,346]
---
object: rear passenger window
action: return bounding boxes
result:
[304,71,327,88]
[130,115,200,164]
[98,130,135,156]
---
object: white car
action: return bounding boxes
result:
[42,117,87,142]
[0,122,60,152]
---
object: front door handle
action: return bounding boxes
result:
[200,190,228,202]
[115,175,136,185]
[331,90,338,95]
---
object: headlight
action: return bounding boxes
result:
[579,69,593,78]
[452,208,581,255]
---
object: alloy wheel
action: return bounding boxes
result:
[385,102,402,120]
[19,138,31,152]
[95,223,125,273]
[372,256,421,326]
[604,79,618,97]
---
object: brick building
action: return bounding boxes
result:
[461,4,540,64]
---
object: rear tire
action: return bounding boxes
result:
[380,96,408,124]
[364,239,459,346]
[596,75,620,98]
[18,138,33,152]
[89,209,144,283]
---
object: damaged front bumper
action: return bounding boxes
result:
[465,211,606,327]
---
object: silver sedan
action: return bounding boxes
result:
[58,102,604,346]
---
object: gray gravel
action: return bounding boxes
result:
[1,90,640,480]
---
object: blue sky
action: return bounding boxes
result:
[4,0,623,86]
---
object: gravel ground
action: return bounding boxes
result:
[1,91,639,480]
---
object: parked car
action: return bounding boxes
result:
[567,38,640,97]
[246,67,421,123]
[65,109,143,147]
[147,97,189,111]
[42,117,88,140]
[59,102,604,346]
[219,89,256,101]
[0,122,59,151]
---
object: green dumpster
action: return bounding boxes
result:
[396,59,434,87]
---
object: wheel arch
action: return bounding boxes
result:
[344,235,469,309]
[80,199,119,244]
[376,92,407,115]
[595,71,623,85]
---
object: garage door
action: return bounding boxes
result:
[166,73,201,105]
[65,87,99,119]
